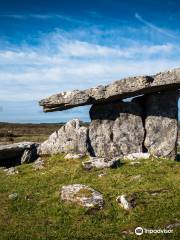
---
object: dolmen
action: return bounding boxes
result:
[39,68,180,160]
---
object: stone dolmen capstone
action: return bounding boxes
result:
[39,68,180,160]
[39,68,180,112]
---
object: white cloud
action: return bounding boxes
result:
[0,30,179,101]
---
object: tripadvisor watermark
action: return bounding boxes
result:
[135,227,173,236]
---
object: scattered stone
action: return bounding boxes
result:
[0,142,39,167]
[4,167,19,175]
[144,90,179,160]
[60,184,104,209]
[82,157,120,170]
[38,119,88,155]
[123,152,150,160]
[39,68,180,112]
[89,101,144,158]
[116,194,136,210]
[64,153,85,160]
[129,161,140,165]
[98,172,107,178]
[33,158,44,170]
[122,229,134,235]
[148,189,169,196]
[166,222,180,229]
[131,174,141,180]
[9,193,18,200]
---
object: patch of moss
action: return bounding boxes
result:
[74,188,93,198]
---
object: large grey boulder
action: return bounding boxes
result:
[88,101,144,158]
[144,90,179,159]
[39,68,180,112]
[38,119,88,155]
[60,184,104,209]
[0,142,39,167]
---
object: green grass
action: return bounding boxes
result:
[0,155,179,240]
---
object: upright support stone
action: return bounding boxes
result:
[88,101,144,158]
[144,90,179,159]
[38,119,88,155]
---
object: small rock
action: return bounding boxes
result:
[116,194,136,210]
[82,157,120,170]
[0,167,6,171]
[64,153,85,160]
[4,167,19,175]
[33,158,44,170]
[148,189,168,196]
[98,172,107,178]
[166,222,180,229]
[61,184,104,209]
[131,174,141,180]
[123,152,150,160]
[129,161,140,165]
[9,192,18,200]
[122,229,134,235]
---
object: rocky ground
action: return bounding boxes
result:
[0,153,180,240]
[0,123,180,239]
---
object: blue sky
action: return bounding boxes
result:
[0,0,180,123]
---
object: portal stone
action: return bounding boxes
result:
[38,119,88,155]
[88,101,144,158]
[144,90,179,159]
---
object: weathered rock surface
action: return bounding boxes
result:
[64,153,85,160]
[39,68,180,112]
[21,148,38,164]
[166,222,180,229]
[82,157,120,170]
[88,101,144,158]
[4,167,19,175]
[116,194,136,210]
[0,142,39,167]
[123,152,150,160]
[144,90,179,159]
[9,193,18,200]
[38,119,88,155]
[33,157,44,170]
[60,184,104,209]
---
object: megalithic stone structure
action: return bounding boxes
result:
[39,68,180,160]
[39,68,180,112]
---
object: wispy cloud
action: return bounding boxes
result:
[0,28,179,102]
[135,13,178,39]
[0,13,87,24]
